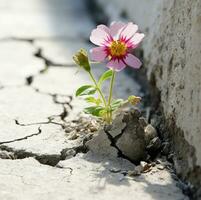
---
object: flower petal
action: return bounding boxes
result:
[124,54,142,69]
[120,22,138,40]
[90,26,111,46]
[129,33,145,47]
[106,59,126,71]
[90,47,107,62]
[97,24,111,35]
[110,21,126,39]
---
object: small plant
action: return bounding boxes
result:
[73,22,144,124]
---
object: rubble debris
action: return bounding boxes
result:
[86,108,162,163]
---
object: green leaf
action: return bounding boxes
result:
[98,69,113,86]
[76,85,96,97]
[111,99,124,110]
[85,97,102,105]
[84,106,104,117]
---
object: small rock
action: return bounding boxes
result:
[140,161,152,173]
[146,137,162,153]
[61,148,76,160]
[155,159,172,169]
[115,109,147,163]
[139,117,148,128]
[68,131,79,140]
[107,113,126,138]
[161,142,170,155]
[130,108,141,118]
[127,166,142,176]
[86,109,160,163]
[151,162,156,167]
[86,129,118,157]
[144,124,157,145]
[89,126,98,132]
[65,127,73,133]
[140,161,148,168]
[76,127,81,132]
[157,164,165,170]
[167,153,174,162]
[110,168,121,173]
[0,151,15,159]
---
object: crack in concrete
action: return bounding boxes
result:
[0,132,89,167]
[60,135,92,160]
[55,165,73,174]
[0,126,65,166]
[108,124,128,143]
[33,88,73,122]
[25,76,34,85]
[0,82,4,90]
[0,127,42,145]
[0,37,95,168]
[104,126,135,164]
[34,47,76,67]
[0,37,34,43]
[15,119,65,129]
[0,144,61,166]
[0,36,88,43]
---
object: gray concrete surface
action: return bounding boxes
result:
[0,0,188,199]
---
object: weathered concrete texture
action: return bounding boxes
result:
[145,1,201,196]
[0,0,94,39]
[0,41,44,86]
[35,39,92,65]
[96,0,201,196]
[145,0,201,166]
[96,0,162,34]
[33,67,90,95]
[0,0,190,198]
[0,115,40,145]
[0,156,188,200]
[0,86,63,124]
[0,124,81,159]
[0,86,78,163]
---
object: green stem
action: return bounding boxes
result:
[107,70,116,123]
[88,71,107,107]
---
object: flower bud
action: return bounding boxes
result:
[73,49,91,72]
[128,95,141,106]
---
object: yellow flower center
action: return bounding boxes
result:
[109,40,127,57]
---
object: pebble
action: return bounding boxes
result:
[127,168,141,176]
[146,137,162,152]
[140,161,152,173]
[161,142,170,155]
[0,151,15,159]
[65,127,73,133]
[61,148,76,160]
[110,168,121,173]
[68,131,79,140]
[157,164,165,170]
[144,124,157,144]
[139,117,148,128]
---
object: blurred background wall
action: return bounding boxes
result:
[95,0,201,197]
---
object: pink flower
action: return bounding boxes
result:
[89,22,145,71]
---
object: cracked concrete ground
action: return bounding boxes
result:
[0,0,188,199]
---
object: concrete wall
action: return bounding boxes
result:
[97,0,201,195]
[96,0,162,32]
